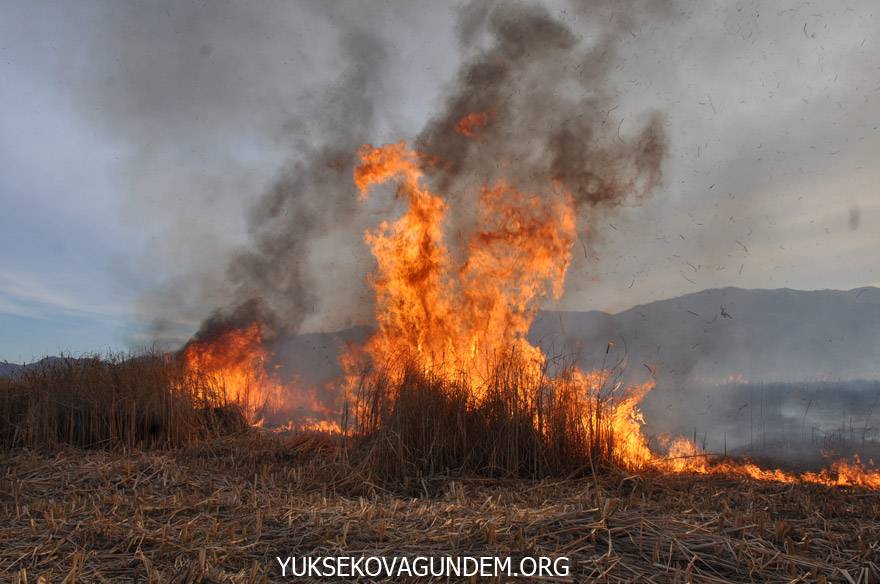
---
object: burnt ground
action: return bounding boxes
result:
[1,437,879,583]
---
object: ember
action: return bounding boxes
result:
[454,110,493,137]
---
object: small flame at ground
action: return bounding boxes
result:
[182,323,283,421]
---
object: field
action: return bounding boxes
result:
[3,435,880,583]
[2,356,880,582]
[6,1,880,582]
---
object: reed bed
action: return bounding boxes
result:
[345,351,628,481]
[1,436,878,583]
[1,348,633,484]
[3,353,880,582]
[0,353,247,450]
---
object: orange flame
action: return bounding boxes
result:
[351,141,573,390]
[182,323,284,422]
[182,324,343,431]
[346,140,880,490]
[454,110,493,137]
[651,440,880,488]
[271,418,342,434]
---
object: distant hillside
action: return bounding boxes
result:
[528,287,880,454]
[5,288,878,386]
[0,361,22,377]
[0,357,83,378]
[530,287,880,383]
[269,287,880,387]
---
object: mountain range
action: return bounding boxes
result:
[530,286,880,383]
[4,287,879,386]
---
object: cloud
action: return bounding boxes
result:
[0,271,130,322]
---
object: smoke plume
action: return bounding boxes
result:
[181,0,668,344]
[417,2,666,221]
[199,29,388,341]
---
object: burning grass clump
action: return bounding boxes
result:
[0,353,247,450]
[345,351,642,482]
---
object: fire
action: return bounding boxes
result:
[652,441,880,489]
[271,418,342,434]
[181,322,283,422]
[807,457,880,489]
[346,140,880,490]
[347,141,655,466]
[454,110,493,137]
[351,141,573,391]
[182,323,343,431]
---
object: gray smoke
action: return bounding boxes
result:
[206,28,388,340]
[62,1,398,343]
[417,1,666,223]
[183,0,669,343]
[67,0,669,345]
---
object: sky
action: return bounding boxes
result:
[1,0,878,362]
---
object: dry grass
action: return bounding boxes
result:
[0,354,247,450]
[346,352,627,481]
[1,436,879,583]
[3,353,880,582]
[1,349,629,483]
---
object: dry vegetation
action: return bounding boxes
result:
[2,356,880,582]
[2,437,880,583]
[0,354,247,450]
[346,354,627,481]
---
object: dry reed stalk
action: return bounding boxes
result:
[0,353,248,450]
[347,351,628,482]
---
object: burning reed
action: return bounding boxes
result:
[0,353,247,450]
[336,139,880,489]
[345,350,650,481]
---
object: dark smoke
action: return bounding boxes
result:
[416,2,666,216]
[193,28,388,342]
[187,0,668,342]
[186,298,276,347]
